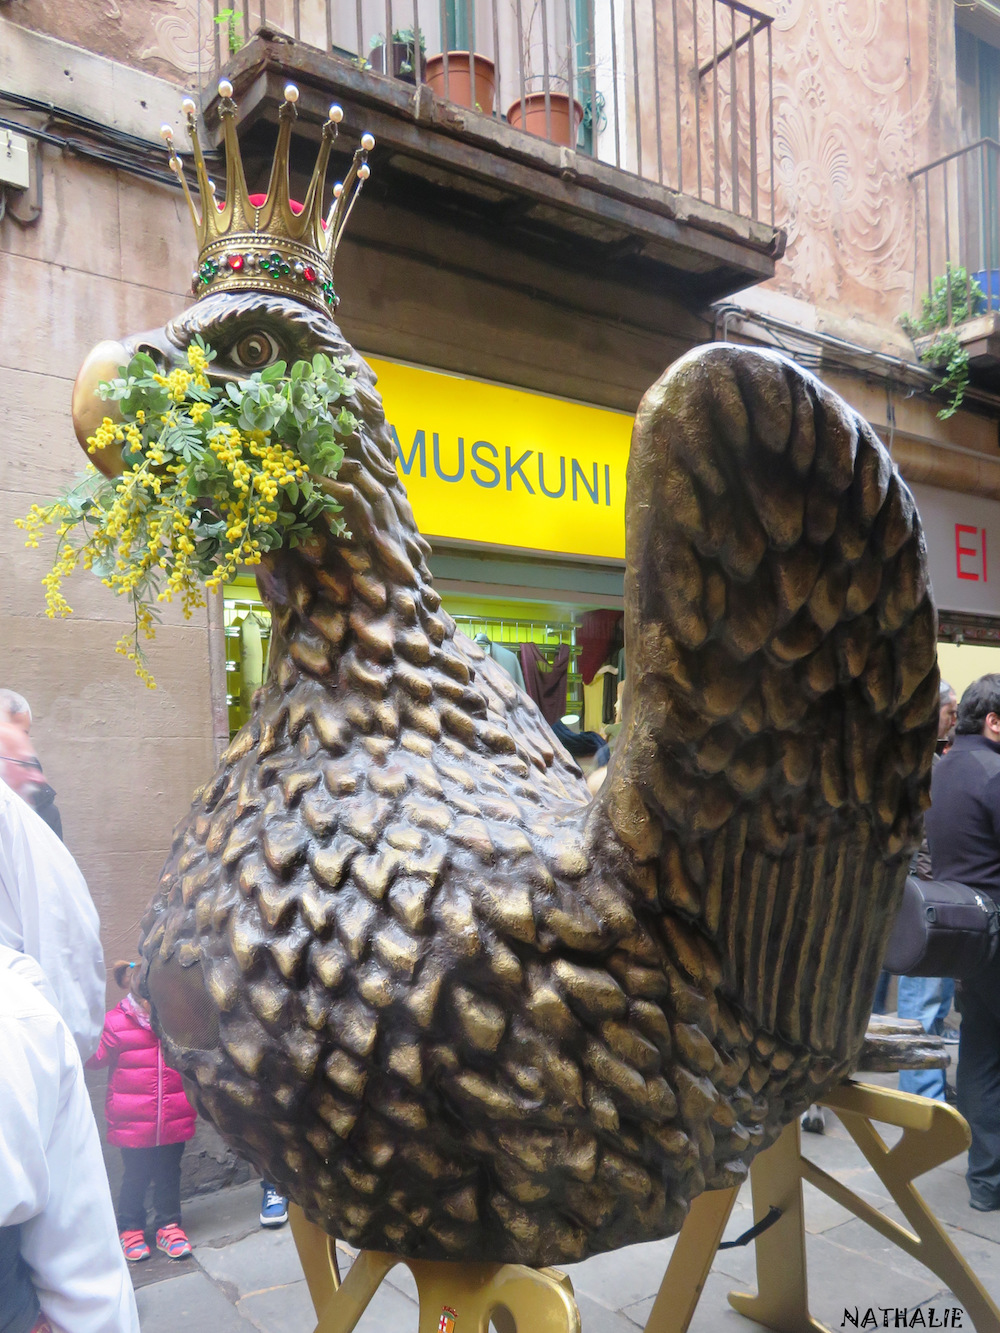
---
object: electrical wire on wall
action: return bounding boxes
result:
[713,301,1000,419]
[0,88,222,199]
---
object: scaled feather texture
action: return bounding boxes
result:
[136,293,939,1265]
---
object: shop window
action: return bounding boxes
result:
[937,609,1000,703]
[224,579,272,738]
[449,605,583,718]
[221,582,595,739]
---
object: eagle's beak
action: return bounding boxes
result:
[71,339,131,477]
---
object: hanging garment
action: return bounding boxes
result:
[239,611,270,714]
[578,610,623,686]
[603,668,617,726]
[519,643,570,726]
[583,664,618,733]
[474,635,526,691]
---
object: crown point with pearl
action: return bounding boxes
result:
[163,80,375,316]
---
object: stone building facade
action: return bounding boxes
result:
[3,0,1000,1188]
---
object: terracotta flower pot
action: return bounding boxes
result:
[507,92,584,147]
[425,52,496,113]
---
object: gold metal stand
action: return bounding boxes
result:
[289,1203,580,1332]
[645,1079,1000,1333]
[291,1081,1000,1333]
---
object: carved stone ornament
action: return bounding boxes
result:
[76,289,938,1265]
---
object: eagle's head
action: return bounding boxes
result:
[70,290,415,582]
[74,290,364,466]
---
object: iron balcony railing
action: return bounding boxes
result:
[909,137,1000,321]
[210,0,776,225]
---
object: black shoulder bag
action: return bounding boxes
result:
[884,876,1000,979]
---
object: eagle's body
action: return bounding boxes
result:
[133,292,938,1265]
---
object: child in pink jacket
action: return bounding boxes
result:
[88,961,197,1262]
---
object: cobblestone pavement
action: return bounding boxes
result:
[134,1070,997,1332]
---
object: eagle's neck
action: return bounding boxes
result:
[250,442,464,721]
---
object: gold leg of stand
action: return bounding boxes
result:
[290,1204,581,1333]
[728,1081,1000,1333]
[289,1204,342,1312]
[811,1081,1000,1333]
[727,1119,830,1333]
[642,1184,741,1333]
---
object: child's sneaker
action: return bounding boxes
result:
[120,1229,150,1262]
[155,1224,192,1259]
[259,1183,289,1228]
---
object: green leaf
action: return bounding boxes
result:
[335,407,359,436]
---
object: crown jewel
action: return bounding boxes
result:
[161,82,374,316]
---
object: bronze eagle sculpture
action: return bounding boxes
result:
[70,89,938,1268]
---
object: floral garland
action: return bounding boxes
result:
[18,339,356,687]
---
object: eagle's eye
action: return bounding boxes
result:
[230,331,280,369]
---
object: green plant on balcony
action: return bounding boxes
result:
[214,8,244,56]
[369,28,427,79]
[901,264,985,419]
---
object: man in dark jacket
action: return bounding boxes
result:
[896,680,959,1104]
[926,673,1000,1210]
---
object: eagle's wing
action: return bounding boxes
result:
[598,344,937,1075]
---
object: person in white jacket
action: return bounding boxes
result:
[0,946,140,1333]
[0,777,104,1060]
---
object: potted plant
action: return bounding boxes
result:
[507,79,584,147]
[369,28,426,83]
[425,50,496,113]
[901,265,986,419]
[504,3,582,147]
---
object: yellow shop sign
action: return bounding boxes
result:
[367,357,633,561]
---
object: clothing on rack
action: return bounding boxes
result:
[239,610,270,713]
[473,634,526,691]
[583,664,618,734]
[519,643,570,726]
[579,610,623,686]
[602,669,617,725]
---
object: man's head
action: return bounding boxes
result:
[0,721,46,801]
[0,691,30,734]
[956,674,1000,741]
[939,680,958,743]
